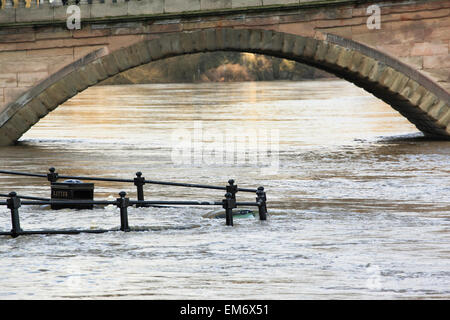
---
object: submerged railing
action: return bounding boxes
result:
[0,168,268,237]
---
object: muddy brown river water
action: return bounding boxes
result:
[0,80,449,299]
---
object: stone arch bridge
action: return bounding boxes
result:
[0,0,449,145]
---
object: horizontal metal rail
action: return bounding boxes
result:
[0,229,112,236]
[0,169,257,193]
[0,224,201,237]
[0,193,50,201]
[0,170,46,179]
[133,179,256,193]
[20,200,116,206]
[0,199,260,207]
[0,194,176,209]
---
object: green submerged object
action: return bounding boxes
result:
[205,209,256,219]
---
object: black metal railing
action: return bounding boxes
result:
[0,168,268,237]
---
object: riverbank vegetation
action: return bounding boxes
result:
[100,52,333,84]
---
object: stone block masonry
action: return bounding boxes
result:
[0,0,448,144]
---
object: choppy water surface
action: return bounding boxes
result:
[0,80,449,299]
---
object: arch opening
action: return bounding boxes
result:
[99,51,334,85]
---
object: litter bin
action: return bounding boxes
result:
[51,180,94,210]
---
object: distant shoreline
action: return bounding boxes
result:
[100,52,335,86]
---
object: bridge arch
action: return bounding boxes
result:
[0,28,449,146]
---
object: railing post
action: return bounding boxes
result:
[226,179,238,200]
[47,167,59,183]
[116,191,130,232]
[222,192,236,226]
[256,186,267,221]
[134,172,146,208]
[7,192,22,238]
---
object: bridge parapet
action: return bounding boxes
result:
[0,0,375,24]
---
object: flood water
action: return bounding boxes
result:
[0,80,449,299]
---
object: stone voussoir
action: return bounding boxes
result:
[281,33,298,57]
[28,98,48,119]
[313,40,329,62]
[88,59,111,83]
[302,38,318,61]
[63,70,92,93]
[428,100,448,120]
[178,32,195,53]
[348,51,364,74]
[147,38,163,60]
[3,115,29,142]
[115,47,140,71]
[437,108,450,128]
[358,56,377,79]
[335,47,354,70]
[98,53,122,77]
[16,105,39,127]
[368,62,388,83]
[324,43,344,66]
[76,65,101,88]
[248,29,264,52]
[418,91,440,113]
[408,85,428,106]
[291,35,306,58]
[260,29,275,52]
[213,28,226,51]
[377,67,399,89]
[389,73,411,96]
[189,30,208,53]
[127,41,153,65]
[398,78,421,101]
[234,29,248,51]
[42,82,73,111]
[36,91,58,112]
[204,29,217,52]
[0,128,14,146]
